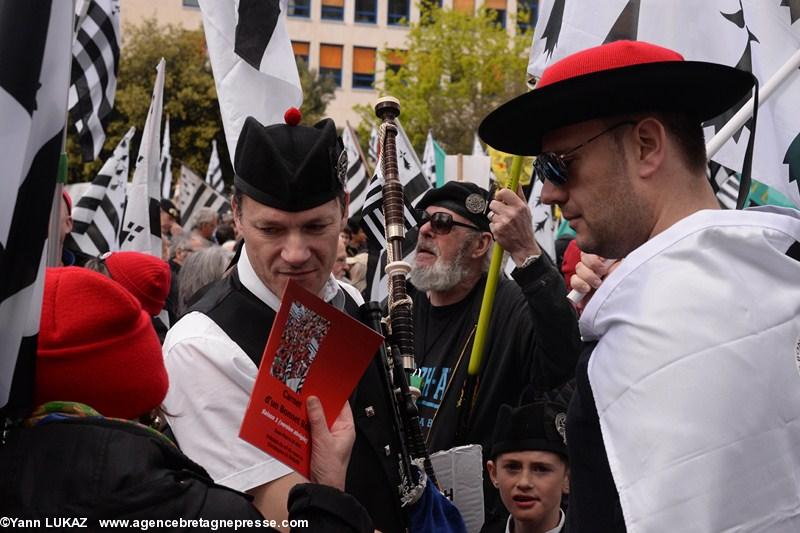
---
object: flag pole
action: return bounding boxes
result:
[455,155,523,443]
[706,48,800,158]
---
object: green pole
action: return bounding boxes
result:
[467,155,523,376]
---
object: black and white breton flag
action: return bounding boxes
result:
[160,117,173,200]
[422,130,437,187]
[68,0,121,162]
[120,58,164,257]
[198,0,302,166]
[360,124,428,301]
[205,139,224,193]
[709,161,742,210]
[0,2,72,411]
[177,165,232,227]
[342,123,369,216]
[65,127,134,257]
[368,125,379,166]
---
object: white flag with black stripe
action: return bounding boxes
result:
[120,58,165,257]
[0,2,72,410]
[66,127,134,257]
[709,161,741,210]
[160,117,173,200]
[205,139,224,193]
[422,130,437,187]
[342,124,369,216]
[177,165,232,227]
[199,0,302,166]
[68,0,121,161]
[368,125,379,165]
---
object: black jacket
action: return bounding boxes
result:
[0,416,373,532]
[411,254,582,525]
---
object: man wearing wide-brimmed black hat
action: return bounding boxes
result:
[480,40,800,532]
[162,111,404,531]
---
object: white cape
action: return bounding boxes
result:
[580,207,800,532]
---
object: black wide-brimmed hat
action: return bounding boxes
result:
[479,40,757,155]
[417,181,491,232]
[489,401,568,460]
[234,111,346,212]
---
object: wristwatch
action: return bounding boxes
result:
[516,253,541,269]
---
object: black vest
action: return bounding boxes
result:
[190,269,407,532]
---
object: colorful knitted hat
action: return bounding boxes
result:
[35,267,168,419]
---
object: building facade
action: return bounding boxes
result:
[120,0,537,127]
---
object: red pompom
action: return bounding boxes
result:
[284,107,302,126]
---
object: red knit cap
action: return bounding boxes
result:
[35,267,168,420]
[103,251,171,316]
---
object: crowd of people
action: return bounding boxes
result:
[2,39,800,533]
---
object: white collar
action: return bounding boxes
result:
[505,509,565,533]
[238,243,344,312]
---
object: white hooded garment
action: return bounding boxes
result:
[580,206,800,533]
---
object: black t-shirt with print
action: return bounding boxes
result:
[413,284,483,443]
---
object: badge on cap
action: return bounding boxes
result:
[336,150,348,188]
[555,412,567,445]
[465,193,487,214]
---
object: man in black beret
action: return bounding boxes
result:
[162,114,406,531]
[159,198,182,240]
[482,402,570,533]
[408,181,581,527]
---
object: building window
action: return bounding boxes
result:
[485,0,506,27]
[319,44,343,87]
[182,0,199,6]
[517,0,539,32]
[352,47,376,89]
[292,41,310,67]
[453,0,474,14]
[288,0,311,17]
[385,49,405,76]
[321,0,344,20]
[355,0,377,23]
[387,0,409,25]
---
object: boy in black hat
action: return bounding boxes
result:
[482,402,569,533]
[408,181,581,525]
[480,40,800,532]
[162,113,406,531]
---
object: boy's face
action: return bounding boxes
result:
[487,450,569,529]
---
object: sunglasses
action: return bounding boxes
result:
[534,121,636,186]
[417,210,481,235]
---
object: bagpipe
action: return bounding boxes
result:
[360,98,468,533]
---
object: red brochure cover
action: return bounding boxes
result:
[239,280,384,478]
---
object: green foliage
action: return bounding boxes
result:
[67,18,225,186]
[355,5,531,155]
[297,58,337,126]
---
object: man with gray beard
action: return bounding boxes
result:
[407,181,582,528]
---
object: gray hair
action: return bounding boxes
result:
[178,245,233,315]
[169,234,193,260]
[190,207,218,231]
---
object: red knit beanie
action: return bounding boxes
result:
[35,267,168,420]
[103,251,171,316]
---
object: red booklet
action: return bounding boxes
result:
[239,280,384,478]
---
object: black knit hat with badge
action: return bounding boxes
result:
[489,401,568,461]
[233,110,347,212]
[416,181,491,232]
